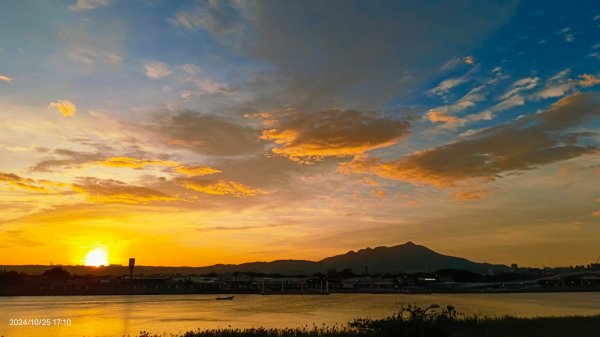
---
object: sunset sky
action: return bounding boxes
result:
[1,0,599,267]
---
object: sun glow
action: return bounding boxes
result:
[84,248,109,267]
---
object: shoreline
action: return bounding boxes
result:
[1,286,600,296]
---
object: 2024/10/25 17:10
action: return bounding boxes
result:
[8,318,72,326]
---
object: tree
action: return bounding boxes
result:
[42,267,71,280]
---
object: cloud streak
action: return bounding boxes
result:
[174,165,221,177]
[176,178,266,197]
[0,172,51,193]
[72,177,178,204]
[0,74,13,83]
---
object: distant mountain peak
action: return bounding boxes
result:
[319,242,508,274]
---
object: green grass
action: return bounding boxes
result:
[136,305,600,337]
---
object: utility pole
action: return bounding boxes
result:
[129,258,135,291]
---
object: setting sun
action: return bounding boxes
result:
[84,248,109,267]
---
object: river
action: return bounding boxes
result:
[1,292,599,337]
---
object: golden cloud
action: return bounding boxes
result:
[48,99,77,117]
[72,177,178,204]
[174,165,221,176]
[177,179,266,197]
[340,93,600,187]
[99,157,179,169]
[259,109,410,163]
[0,172,51,193]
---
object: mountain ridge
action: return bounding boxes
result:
[0,242,509,276]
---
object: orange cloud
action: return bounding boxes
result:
[174,165,221,176]
[0,172,51,193]
[425,110,460,124]
[72,177,178,204]
[340,93,600,187]
[177,179,266,197]
[244,112,277,127]
[48,99,77,117]
[338,154,454,187]
[578,74,600,87]
[259,109,410,163]
[99,157,179,169]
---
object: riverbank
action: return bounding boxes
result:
[134,312,600,337]
[3,285,600,296]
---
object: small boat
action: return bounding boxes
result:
[215,296,235,300]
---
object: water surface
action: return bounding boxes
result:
[1,293,599,337]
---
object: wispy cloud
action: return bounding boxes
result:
[556,27,575,43]
[579,74,600,87]
[68,0,111,12]
[72,177,178,204]
[441,56,475,70]
[196,223,291,232]
[530,69,577,100]
[176,179,266,197]
[144,62,172,80]
[48,99,77,117]
[174,165,221,177]
[0,74,13,83]
[455,188,492,201]
[465,95,525,121]
[0,172,68,194]
[429,94,524,128]
[499,77,539,100]
[0,172,50,193]
[99,157,179,169]
[426,86,486,127]
[428,78,467,98]
[30,149,104,172]
[170,2,242,37]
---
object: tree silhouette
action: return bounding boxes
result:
[42,267,71,280]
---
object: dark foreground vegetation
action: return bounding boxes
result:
[135,305,600,337]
